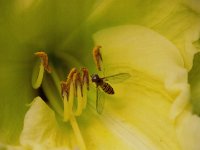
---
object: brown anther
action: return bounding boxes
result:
[93,46,103,71]
[61,68,78,100]
[66,68,77,81]
[81,67,90,90]
[61,81,69,98]
[65,68,77,90]
[66,68,77,85]
[35,51,52,73]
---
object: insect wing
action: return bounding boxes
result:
[103,73,131,84]
[96,87,106,114]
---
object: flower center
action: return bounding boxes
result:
[32,51,88,150]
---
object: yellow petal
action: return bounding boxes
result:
[89,25,190,149]
[93,25,189,120]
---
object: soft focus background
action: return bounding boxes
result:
[0,0,200,148]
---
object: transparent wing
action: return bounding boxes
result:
[102,73,131,84]
[96,86,106,114]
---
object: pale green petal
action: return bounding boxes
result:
[153,2,200,69]
[20,98,134,149]
[176,111,200,150]
[90,25,190,149]
[20,97,70,149]
[87,0,179,28]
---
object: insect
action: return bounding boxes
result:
[91,72,131,114]
[92,45,131,114]
[91,74,114,94]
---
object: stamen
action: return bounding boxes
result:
[32,60,44,89]
[70,115,86,150]
[32,50,87,149]
[93,45,103,71]
[62,81,74,122]
[73,72,84,116]
[61,68,80,121]
[61,81,69,98]
[66,67,77,80]
[32,51,51,89]
[81,68,90,109]
[74,72,83,97]
[35,51,52,73]
[63,93,70,122]
[81,68,90,90]
[61,67,90,118]
[62,68,77,100]
[61,68,86,150]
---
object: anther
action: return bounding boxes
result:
[81,67,90,90]
[32,51,51,89]
[93,46,103,71]
[67,67,77,80]
[35,51,52,73]
[63,68,77,99]
[60,81,69,98]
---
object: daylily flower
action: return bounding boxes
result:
[0,0,200,150]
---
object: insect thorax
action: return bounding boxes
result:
[91,74,103,85]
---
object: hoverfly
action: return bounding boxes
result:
[91,72,131,114]
[92,46,131,114]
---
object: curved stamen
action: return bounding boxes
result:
[35,51,51,73]
[32,51,51,89]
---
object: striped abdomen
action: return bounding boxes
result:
[100,82,114,94]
